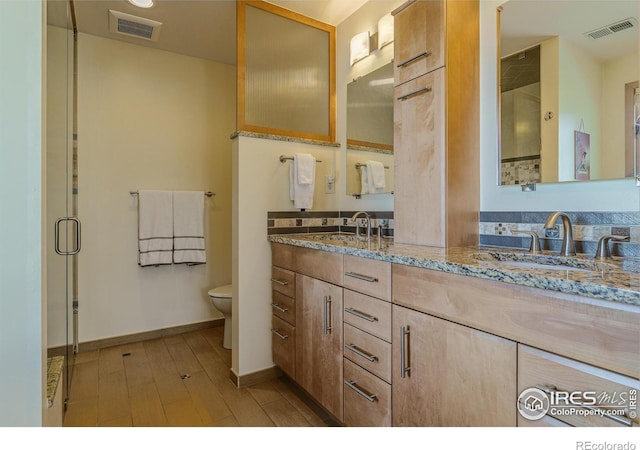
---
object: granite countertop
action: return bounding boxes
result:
[268,233,640,306]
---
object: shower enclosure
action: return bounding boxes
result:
[47,0,79,411]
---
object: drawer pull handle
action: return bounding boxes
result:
[345,343,377,362]
[323,295,333,335]
[344,380,377,403]
[270,329,288,340]
[535,385,633,427]
[400,326,411,378]
[397,87,432,102]
[344,307,378,323]
[396,51,430,68]
[345,272,378,283]
[271,278,289,286]
[271,303,289,313]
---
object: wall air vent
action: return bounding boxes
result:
[109,10,162,42]
[584,17,637,40]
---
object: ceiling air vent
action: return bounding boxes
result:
[109,10,162,42]
[584,17,637,40]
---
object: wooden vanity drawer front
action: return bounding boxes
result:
[271,316,295,379]
[343,289,391,342]
[344,324,392,383]
[343,255,391,301]
[271,243,343,285]
[271,266,295,298]
[518,345,639,428]
[271,291,295,325]
[343,358,391,427]
[393,0,445,86]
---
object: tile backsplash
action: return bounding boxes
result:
[267,210,639,257]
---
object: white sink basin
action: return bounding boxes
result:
[473,251,614,273]
[491,260,590,272]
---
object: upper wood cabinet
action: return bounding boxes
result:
[393,0,445,85]
[392,0,480,247]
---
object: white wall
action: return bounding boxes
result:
[77,33,235,343]
[481,0,639,212]
[233,136,340,376]
[0,0,44,426]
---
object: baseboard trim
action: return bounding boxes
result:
[48,319,224,355]
[230,365,282,388]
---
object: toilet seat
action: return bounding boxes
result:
[208,284,232,299]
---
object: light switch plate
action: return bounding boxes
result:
[325,175,335,194]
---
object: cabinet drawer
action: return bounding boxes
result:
[271,291,295,326]
[271,266,295,298]
[393,0,444,86]
[518,345,639,427]
[343,255,391,301]
[344,289,391,342]
[271,316,295,379]
[343,359,391,427]
[272,243,343,285]
[344,324,392,383]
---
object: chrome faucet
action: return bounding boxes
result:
[351,211,371,239]
[595,235,629,259]
[543,212,576,256]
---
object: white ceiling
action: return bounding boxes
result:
[500,0,639,62]
[51,0,367,65]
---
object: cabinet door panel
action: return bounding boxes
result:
[296,275,344,421]
[393,0,445,85]
[392,305,517,426]
[394,70,445,246]
[272,315,295,378]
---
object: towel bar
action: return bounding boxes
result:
[130,190,215,197]
[279,155,323,163]
[355,163,390,169]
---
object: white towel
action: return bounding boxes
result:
[360,164,370,195]
[367,160,386,190]
[173,191,206,265]
[138,190,173,267]
[289,153,315,210]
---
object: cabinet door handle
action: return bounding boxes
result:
[270,278,288,286]
[396,51,430,68]
[54,217,81,255]
[397,87,432,102]
[271,303,288,313]
[270,328,288,340]
[535,385,634,427]
[323,295,333,335]
[345,343,378,362]
[344,307,378,323]
[345,272,378,283]
[344,380,377,403]
[400,326,411,378]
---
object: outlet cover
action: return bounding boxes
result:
[325,175,335,194]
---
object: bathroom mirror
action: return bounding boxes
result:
[498,0,639,186]
[346,61,394,196]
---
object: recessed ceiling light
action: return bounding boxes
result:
[128,0,154,8]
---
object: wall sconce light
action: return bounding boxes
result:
[350,31,370,66]
[377,13,394,49]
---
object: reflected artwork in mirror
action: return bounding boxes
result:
[498,0,639,186]
[346,61,394,196]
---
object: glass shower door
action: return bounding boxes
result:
[46,0,78,411]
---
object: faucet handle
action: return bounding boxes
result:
[595,235,630,259]
[512,230,542,254]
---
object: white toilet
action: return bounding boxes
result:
[208,284,233,350]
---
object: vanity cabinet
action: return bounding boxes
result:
[392,0,479,247]
[392,304,517,426]
[342,255,393,427]
[296,274,344,421]
[270,243,344,422]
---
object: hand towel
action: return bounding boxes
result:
[289,153,315,209]
[173,191,206,265]
[359,164,370,195]
[138,190,173,267]
[367,160,386,190]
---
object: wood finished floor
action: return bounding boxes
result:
[63,326,332,427]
